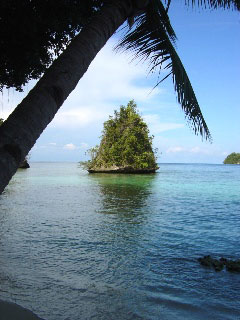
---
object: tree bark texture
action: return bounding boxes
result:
[0,0,133,194]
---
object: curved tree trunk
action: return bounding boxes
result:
[0,0,134,194]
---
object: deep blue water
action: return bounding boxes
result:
[0,163,240,320]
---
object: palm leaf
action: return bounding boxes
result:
[116,0,212,141]
[185,0,240,10]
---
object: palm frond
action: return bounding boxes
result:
[115,0,212,141]
[186,0,240,10]
[165,0,172,12]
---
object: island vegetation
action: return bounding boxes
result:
[223,152,240,164]
[80,100,158,173]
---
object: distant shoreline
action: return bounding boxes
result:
[29,161,224,165]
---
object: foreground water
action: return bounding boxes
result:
[0,163,239,320]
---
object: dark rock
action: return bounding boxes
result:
[198,255,240,273]
[226,260,240,273]
[19,159,30,168]
[88,165,158,174]
[212,259,224,272]
[198,255,213,267]
[219,257,228,265]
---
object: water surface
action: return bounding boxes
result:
[0,163,240,319]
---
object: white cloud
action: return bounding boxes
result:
[189,146,211,154]
[80,142,89,149]
[143,114,184,135]
[70,41,162,103]
[166,146,185,153]
[49,40,164,129]
[165,145,219,156]
[190,146,201,153]
[166,147,210,154]
[0,39,169,145]
[52,105,108,128]
[0,40,163,129]
[0,110,11,120]
[0,81,36,120]
[49,142,57,146]
[63,143,77,150]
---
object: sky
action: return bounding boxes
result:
[1,2,239,164]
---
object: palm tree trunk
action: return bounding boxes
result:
[0,0,134,194]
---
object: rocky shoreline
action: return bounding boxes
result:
[88,165,159,174]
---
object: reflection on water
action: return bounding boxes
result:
[90,174,156,223]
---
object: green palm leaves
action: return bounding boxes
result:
[116,0,215,141]
[186,0,240,10]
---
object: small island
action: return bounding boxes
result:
[81,100,159,173]
[223,152,240,164]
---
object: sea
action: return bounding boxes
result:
[0,162,239,320]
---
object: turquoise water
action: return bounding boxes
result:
[0,163,240,319]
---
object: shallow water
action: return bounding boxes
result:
[0,163,240,319]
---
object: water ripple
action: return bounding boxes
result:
[0,163,240,319]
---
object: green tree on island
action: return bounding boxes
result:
[223,153,240,164]
[0,1,239,193]
[84,100,158,173]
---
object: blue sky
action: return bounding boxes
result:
[1,3,239,163]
